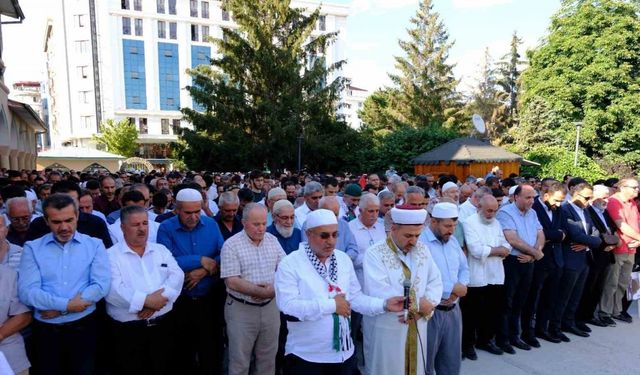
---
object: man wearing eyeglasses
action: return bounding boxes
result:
[275,209,405,374]
[599,178,640,324]
[267,200,302,255]
[5,197,33,247]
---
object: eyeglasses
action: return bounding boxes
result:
[276,215,295,221]
[313,231,339,239]
[577,193,593,200]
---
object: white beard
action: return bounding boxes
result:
[275,224,294,238]
[480,216,495,225]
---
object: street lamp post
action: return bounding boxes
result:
[573,122,582,168]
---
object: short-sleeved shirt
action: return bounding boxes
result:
[221,231,285,303]
[0,264,31,373]
[496,203,542,256]
[607,194,640,254]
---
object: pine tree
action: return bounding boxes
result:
[176,0,360,172]
[466,48,502,139]
[496,31,524,129]
[388,0,460,128]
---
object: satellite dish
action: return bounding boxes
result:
[472,114,486,134]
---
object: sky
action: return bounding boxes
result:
[2,0,562,95]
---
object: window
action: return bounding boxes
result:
[161,119,170,134]
[81,116,93,128]
[157,0,165,13]
[172,119,181,134]
[75,40,90,53]
[169,22,177,39]
[78,91,90,104]
[121,0,130,10]
[190,0,198,17]
[191,24,199,41]
[128,117,135,126]
[77,65,88,79]
[163,48,173,57]
[318,15,326,31]
[74,14,86,28]
[139,118,148,134]
[129,46,139,54]
[132,96,141,104]
[222,9,230,21]
[158,21,166,38]
[133,0,142,11]
[168,0,176,15]
[202,26,209,41]
[166,98,175,107]
[122,17,131,35]
[135,18,143,36]
[131,71,140,79]
[201,2,209,18]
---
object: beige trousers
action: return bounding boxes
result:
[600,252,635,316]
[225,296,280,375]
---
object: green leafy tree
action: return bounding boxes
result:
[388,0,461,128]
[510,97,563,152]
[92,119,138,157]
[521,144,608,182]
[357,88,406,136]
[177,0,354,172]
[520,0,640,168]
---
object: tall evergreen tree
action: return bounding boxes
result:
[496,31,524,129]
[388,0,461,128]
[466,48,501,139]
[176,0,360,172]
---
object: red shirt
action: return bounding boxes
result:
[606,194,639,254]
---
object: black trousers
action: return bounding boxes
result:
[284,353,356,375]
[521,259,562,337]
[577,259,611,322]
[497,255,534,345]
[461,284,504,349]
[111,313,173,375]
[550,266,589,331]
[172,290,223,375]
[32,312,98,375]
[276,313,289,375]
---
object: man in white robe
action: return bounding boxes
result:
[363,206,443,375]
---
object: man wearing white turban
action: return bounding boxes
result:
[363,206,443,375]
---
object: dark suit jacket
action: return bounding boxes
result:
[586,206,617,266]
[560,202,602,271]
[533,199,566,268]
[26,212,113,249]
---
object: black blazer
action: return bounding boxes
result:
[560,202,602,271]
[586,206,617,265]
[533,199,566,268]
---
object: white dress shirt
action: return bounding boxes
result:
[294,202,312,229]
[347,218,386,285]
[275,245,385,364]
[458,199,477,221]
[109,218,160,245]
[105,241,184,322]
[462,213,510,287]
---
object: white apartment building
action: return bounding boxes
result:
[341,83,367,129]
[44,0,349,170]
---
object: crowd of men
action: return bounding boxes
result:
[0,166,638,375]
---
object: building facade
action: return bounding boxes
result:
[44,0,349,170]
[0,1,46,170]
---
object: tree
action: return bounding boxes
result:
[496,31,524,130]
[466,48,502,139]
[357,87,406,136]
[520,0,640,169]
[92,119,138,157]
[388,0,461,128]
[509,97,563,152]
[177,0,354,172]
[521,144,608,182]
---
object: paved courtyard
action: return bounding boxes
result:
[462,304,640,375]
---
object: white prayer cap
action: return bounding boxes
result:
[431,202,459,219]
[442,181,458,192]
[476,178,485,183]
[176,188,202,202]
[305,209,337,229]
[508,186,518,196]
[593,184,609,196]
[273,199,293,215]
[390,206,427,225]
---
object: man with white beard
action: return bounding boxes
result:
[461,195,511,359]
[267,200,302,255]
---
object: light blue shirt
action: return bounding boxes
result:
[496,202,542,256]
[18,232,111,324]
[419,226,469,300]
